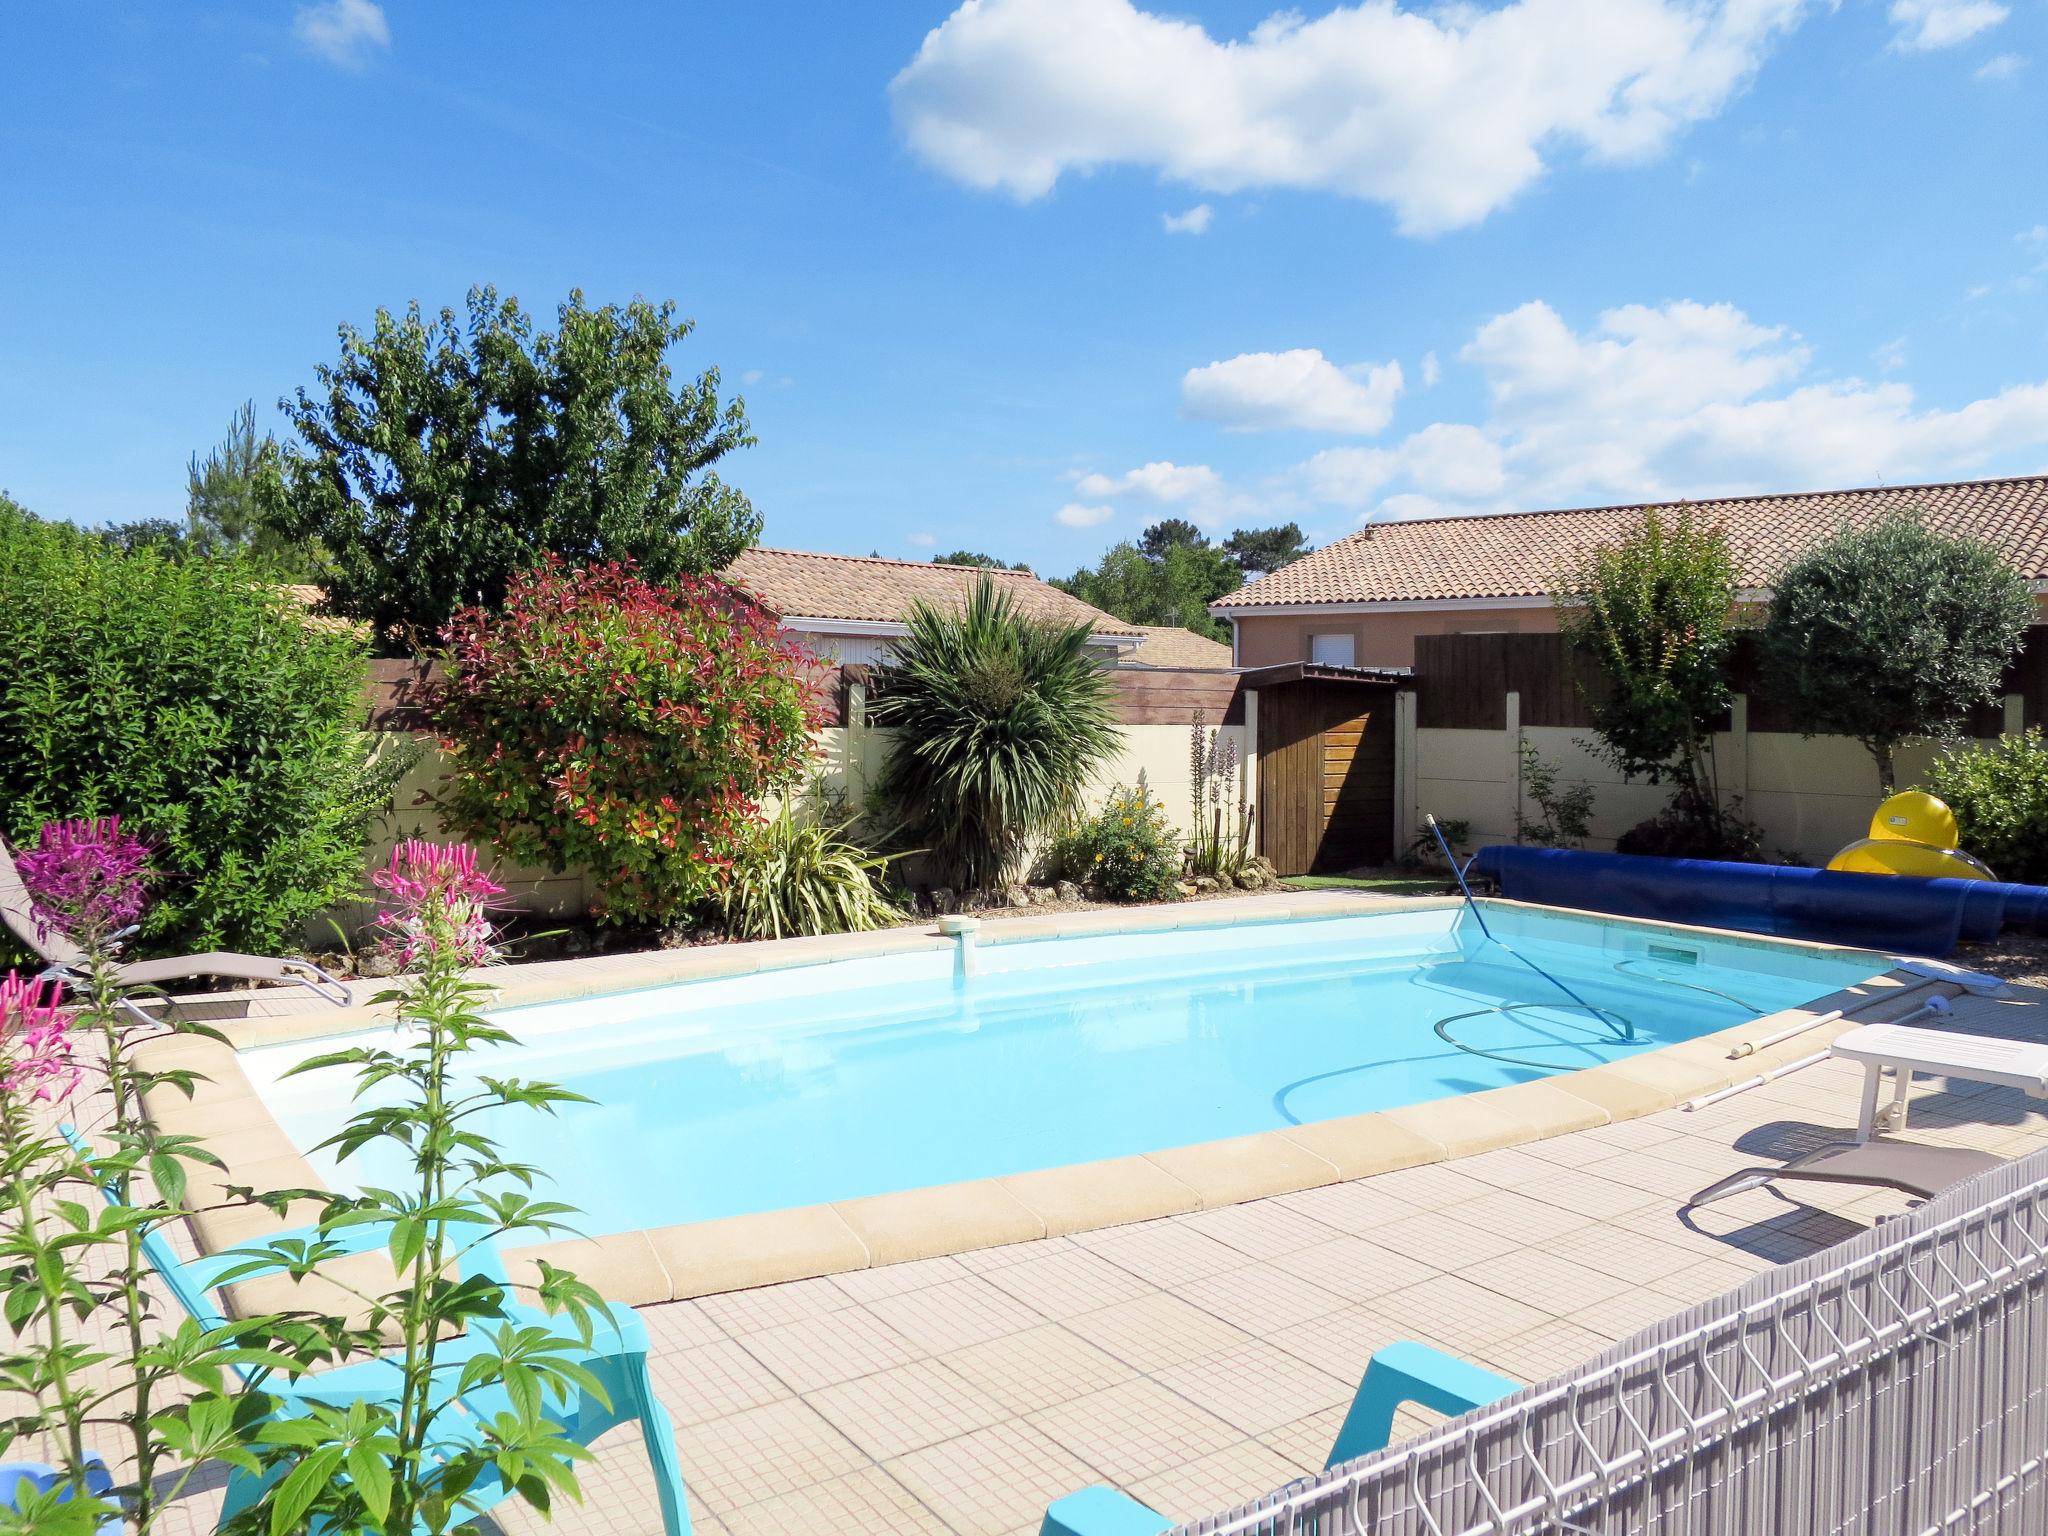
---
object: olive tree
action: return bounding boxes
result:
[263,285,760,649]
[1555,507,1740,834]
[1762,513,2031,792]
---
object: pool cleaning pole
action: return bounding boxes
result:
[1424,813,1621,1034]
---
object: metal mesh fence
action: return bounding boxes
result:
[1179,1149,2048,1536]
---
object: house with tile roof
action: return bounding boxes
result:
[1212,474,2048,670]
[724,547,1145,666]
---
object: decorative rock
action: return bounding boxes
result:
[356,951,403,979]
[1054,880,1082,903]
[1027,884,1055,905]
[930,887,959,915]
[1176,881,1198,898]
[1194,876,1220,894]
[1005,885,1031,908]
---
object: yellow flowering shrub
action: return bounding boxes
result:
[1064,779,1180,901]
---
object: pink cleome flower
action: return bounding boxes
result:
[372,840,506,970]
[15,817,153,946]
[0,971,78,1103]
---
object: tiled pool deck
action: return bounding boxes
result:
[483,1042,2048,1536]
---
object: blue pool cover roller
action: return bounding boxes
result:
[1469,845,2048,958]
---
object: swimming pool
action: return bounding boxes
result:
[242,905,1887,1236]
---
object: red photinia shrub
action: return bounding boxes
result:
[430,558,822,923]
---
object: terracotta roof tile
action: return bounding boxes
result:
[1216,475,2048,610]
[1122,624,1234,669]
[725,547,1140,635]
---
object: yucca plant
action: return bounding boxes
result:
[719,800,902,939]
[870,576,1123,892]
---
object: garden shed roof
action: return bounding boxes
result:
[1121,624,1233,669]
[724,546,1142,636]
[1215,474,2048,612]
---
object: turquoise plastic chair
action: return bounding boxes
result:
[61,1128,689,1536]
[1041,1341,1517,1536]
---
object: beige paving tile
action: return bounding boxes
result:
[1451,1188,1592,1247]
[668,1397,868,1514]
[1128,1439,1305,1526]
[944,1323,1140,1414]
[1532,1225,1704,1286]
[647,1337,791,1428]
[1371,1208,1524,1271]
[1153,1340,1355,1436]
[1357,1160,1498,1209]
[639,1297,730,1350]
[865,1274,1050,1354]
[827,1253,975,1303]
[1028,1377,1244,1484]
[956,1235,1079,1272]
[1174,1260,1351,1334]
[694,1276,851,1336]
[1071,1219,1251,1287]
[808,1357,1010,1459]
[1469,1318,1616,1384]
[1367,1274,1558,1352]
[718,1467,953,1536]
[979,1244,1155,1319]
[1571,1285,1715,1340]
[1271,1179,1422,1234]
[1265,1302,1402,1382]
[1179,1198,1339,1257]
[1257,1404,1348,1473]
[888,1419,1104,1536]
[737,1305,926,1393]
[1066,1292,1258,1374]
[1456,1247,1636,1312]
[1272,1235,1440,1302]
[1451,1145,1566,1190]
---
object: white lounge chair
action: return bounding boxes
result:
[1831,1022,2048,1140]
[1,836,349,1005]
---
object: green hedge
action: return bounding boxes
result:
[0,500,400,954]
[1921,731,2048,886]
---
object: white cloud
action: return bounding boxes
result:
[1162,204,1214,235]
[1182,350,1403,434]
[1889,0,2008,51]
[1976,51,2025,79]
[2022,225,2048,246]
[293,0,389,68]
[1293,297,2048,519]
[1873,337,1908,373]
[890,0,1814,235]
[1054,501,1115,527]
[1419,351,1441,388]
[1074,460,1222,502]
[905,531,937,547]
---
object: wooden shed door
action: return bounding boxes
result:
[1256,681,1396,876]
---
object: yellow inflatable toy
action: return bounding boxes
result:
[1827,791,1997,880]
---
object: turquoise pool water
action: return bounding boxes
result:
[242,906,1886,1234]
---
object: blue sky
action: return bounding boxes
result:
[3,0,2045,576]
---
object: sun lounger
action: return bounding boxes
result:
[1685,1139,2006,1209]
[1040,1342,1518,1536]
[1832,1022,2048,1140]
[1,836,349,1005]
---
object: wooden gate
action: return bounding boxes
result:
[1253,674,1398,876]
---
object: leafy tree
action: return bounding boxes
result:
[184,399,317,571]
[96,517,192,558]
[1762,512,2032,791]
[1224,523,1313,576]
[1055,522,1239,641]
[870,575,1122,892]
[263,285,760,650]
[0,504,405,953]
[1922,730,2048,884]
[932,550,1031,571]
[1555,508,1745,848]
[1138,518,1206,558]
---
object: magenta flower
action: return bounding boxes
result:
[0,972,78,1103]
[15,817,153,946]
[373,840,505,970]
